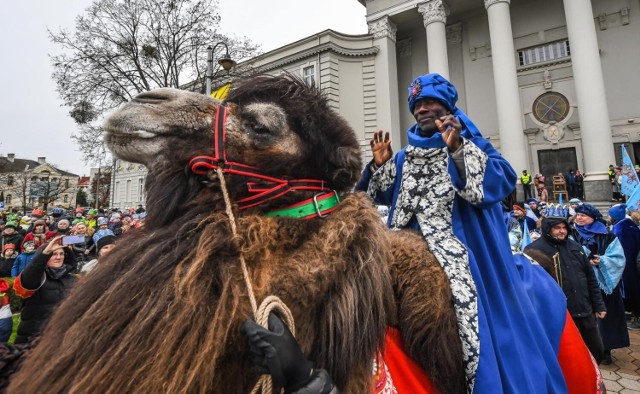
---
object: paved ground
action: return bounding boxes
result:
[600,328,640,393]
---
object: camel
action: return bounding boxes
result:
[7,76,463,393]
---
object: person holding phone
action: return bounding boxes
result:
[570,203,627,365]
[13,236,77,344]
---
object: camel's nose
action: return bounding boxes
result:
[132,88,177,104]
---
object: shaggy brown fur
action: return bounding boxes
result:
[8,75,463,393]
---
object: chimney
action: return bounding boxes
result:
[7,153,14,163]
[37,157,46,165]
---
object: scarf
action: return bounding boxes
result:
[45,265,69,280]
[574,221,608,242]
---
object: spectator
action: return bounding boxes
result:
[570,203,627,365]
[53,219,71,236]
[520,170,533,200]
[1,222,23,252]
[524,206,606,363]
[13,236,78,344]
[534,173,548,202]
[21,220,51,251]
[511,202,537,235]
[565,169,576,198]
[11,241,36,277]
[0,244,18,277]
[92,217,114,244]
[0,278,12,342]
[84,209,98,230]
[109,213,123,236]
[574,170,585,200]
[568,198,582,219]
[135,204,146,214]
[608,204,640,330]
[69,223,95,269]
[81,234,116,274]
[609,165,623,202]
[526,198,542,219]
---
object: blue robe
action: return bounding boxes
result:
[613,218,640,308]
[357,126,568,393]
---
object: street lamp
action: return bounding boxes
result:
[205,42,236,96]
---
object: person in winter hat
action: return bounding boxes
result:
[92,217,115,244]
[2,222,23,252]
[12,241,36,277]
[0,244,18,277]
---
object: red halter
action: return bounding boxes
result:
[189,104,332,210]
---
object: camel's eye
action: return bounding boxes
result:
[245,120,270,135]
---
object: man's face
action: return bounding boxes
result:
[413,98,449,135]
[550,222,568,241]
[3,227,14,235]
[575,212,595,226]
[513,209,525,219]
[99,244,115,257]
[529,202,538,210]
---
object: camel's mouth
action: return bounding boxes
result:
[105,128,160,140]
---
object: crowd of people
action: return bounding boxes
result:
[0,206,145,343]
[504,196,640,366]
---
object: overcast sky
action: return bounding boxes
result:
[0,0,367,176]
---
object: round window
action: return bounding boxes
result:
[532,92,570,124]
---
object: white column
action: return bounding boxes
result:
[368,16,402,152]
[563,0,615,180]
[484,0,527,174]
[418,1,450,79]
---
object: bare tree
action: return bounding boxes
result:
[50,0,259,162]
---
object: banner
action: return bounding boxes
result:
[626,183,640,211]
[621,145,639,196]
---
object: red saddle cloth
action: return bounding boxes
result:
[374,317,604,394]
[373,327,439,394]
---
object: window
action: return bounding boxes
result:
[532,92,571,124]
[303,65,315,86]
[5,195,11,204]
[63,194,68,203]
[518,40,570,67]
[126,180,131,202]
[7,176,13,186]
[65,179,69,189]
[138,178,144,202]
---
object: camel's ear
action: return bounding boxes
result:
[329,146,363,191]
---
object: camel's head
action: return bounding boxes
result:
[104,76,362,196]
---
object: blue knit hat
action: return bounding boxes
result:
[407,73,483,138]
[575,203,602,221]
[608,204,627,222]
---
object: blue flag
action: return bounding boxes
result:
[627,183,640,212]
[520,217,532,250]
[621,145,640,196]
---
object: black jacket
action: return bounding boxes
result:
[524,217,606,318]
[14,246,77,344]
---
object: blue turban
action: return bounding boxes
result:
[608,204,627,222]
[407,73,483,138]
[574,203,602,221]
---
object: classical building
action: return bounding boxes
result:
[213,0,639,201]
[0,154,79,212]
[110,159,147,209]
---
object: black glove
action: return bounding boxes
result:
[241,312,312,391]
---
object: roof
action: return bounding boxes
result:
[0,157,79,178]
[0,157,40,173]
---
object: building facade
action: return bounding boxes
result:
[0,154,79,212]
[215,0,639,201]
[110,159,147,209]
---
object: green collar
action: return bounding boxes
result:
[264,191,340,219]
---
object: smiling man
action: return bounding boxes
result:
[356,73,572,393]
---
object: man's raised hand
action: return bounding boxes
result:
[370,130,392,166]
